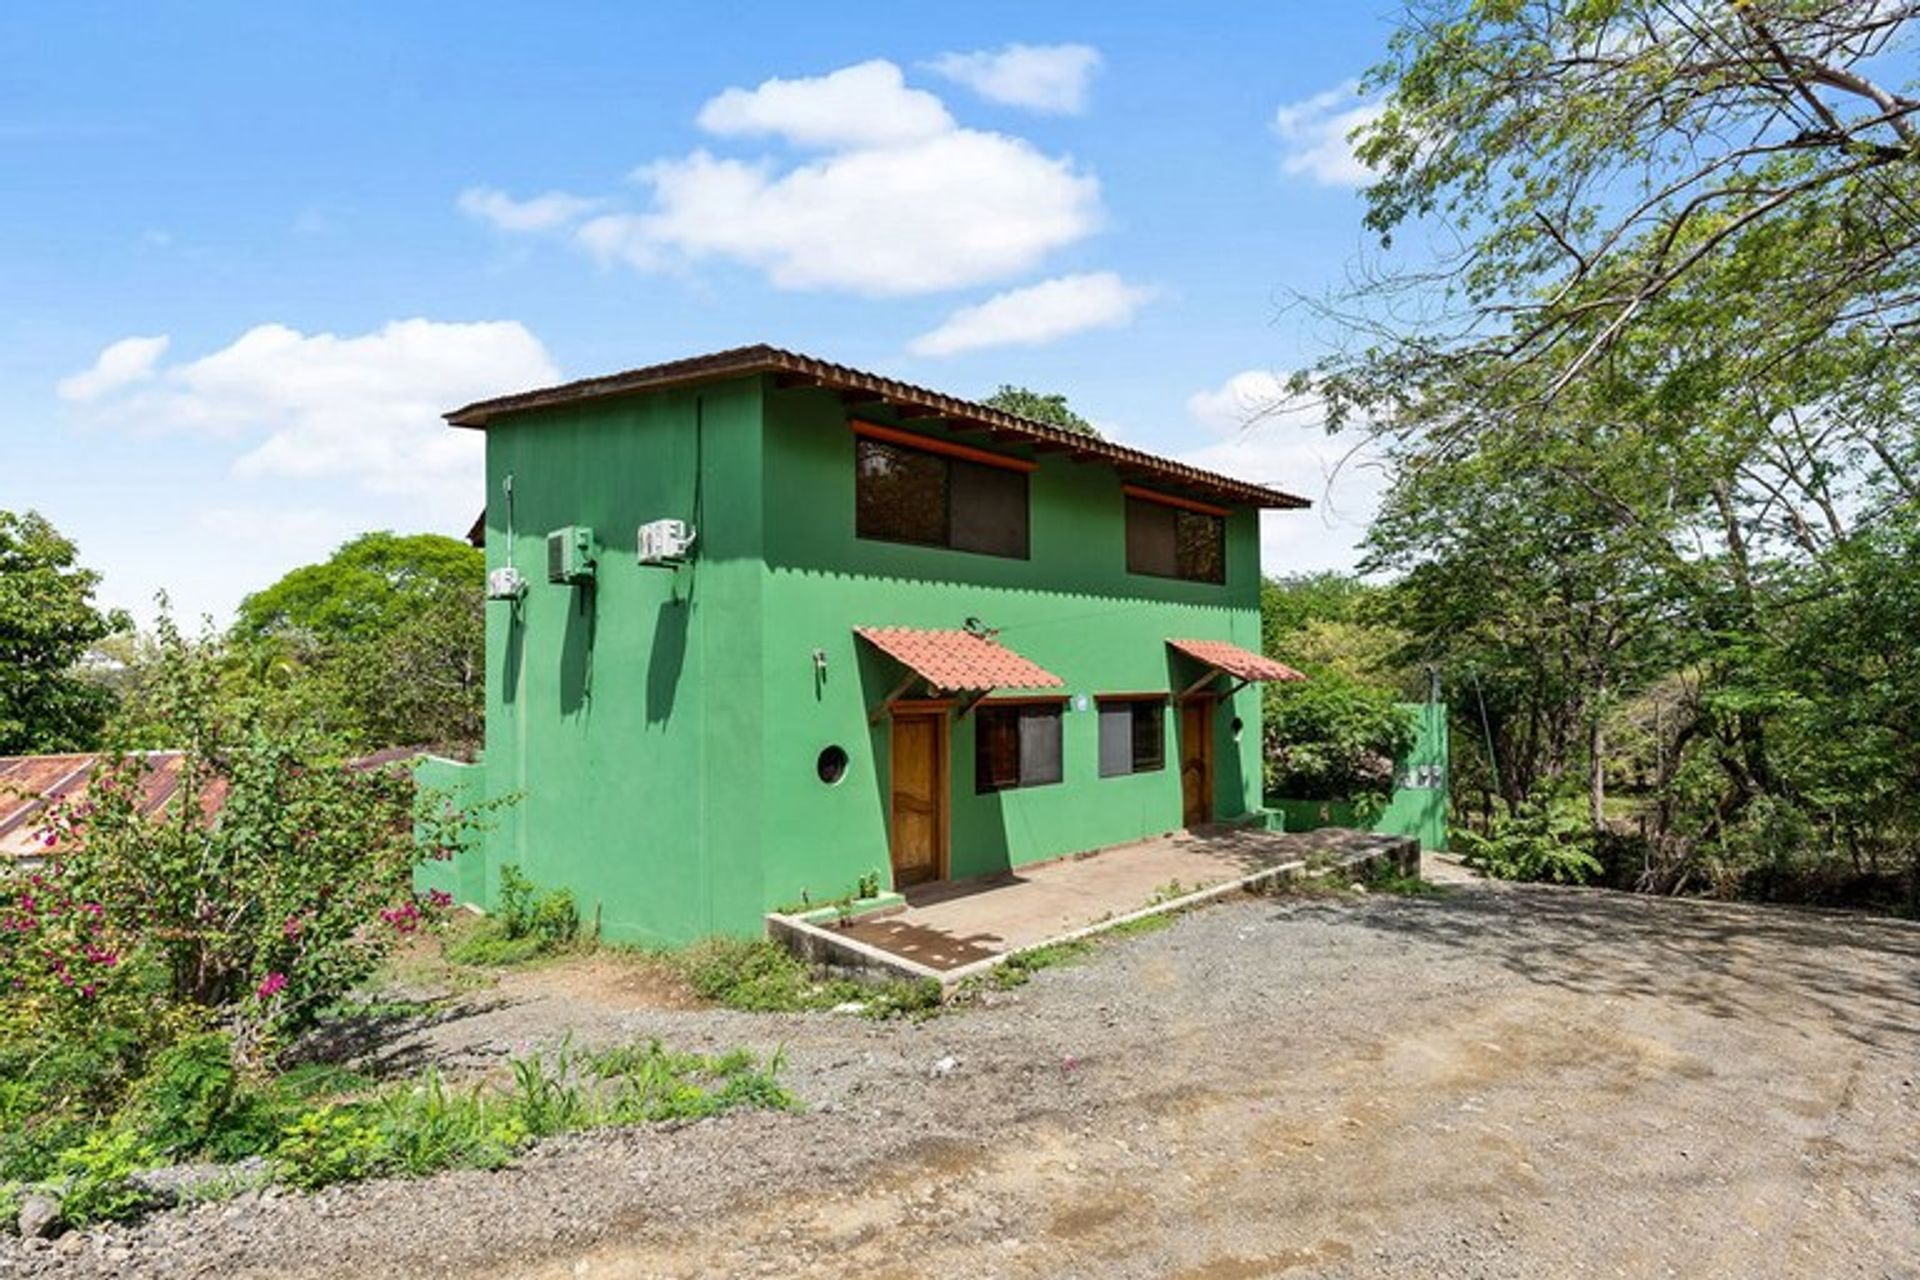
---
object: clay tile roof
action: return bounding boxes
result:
[444,344,1309,511]
[855,627,1065,693]
[1167,638,1307,683]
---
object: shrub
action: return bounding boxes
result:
[121,1032,238,1157]
[46,615,485,1050]
[273,1109,389,1191]
[1455,804,1603,884]
[1264,673,1417,801]
[53,1128,153,1226]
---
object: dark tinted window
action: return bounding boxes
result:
[856,438,946,545]
[950,459,1029,558]
[1125,495,1224,584]
[1175,509,1225,583]
[1124,497,1177,577]
[976,704,1063,792]
[1098,699,1165,777]
[856,437,1028,559]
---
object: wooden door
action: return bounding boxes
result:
[1180,699,1213,827]
[889,711,947,887]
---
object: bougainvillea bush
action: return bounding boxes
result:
[0,614,487,1197]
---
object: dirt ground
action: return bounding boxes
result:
[11,859,1919,1280]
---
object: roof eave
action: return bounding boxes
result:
[445,344,1313,511]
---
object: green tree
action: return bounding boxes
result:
[982,385,1100,437]
[0,509,128,753]
[234,531,482,645]
[1260,572,1419,800]
[1297,1,1920,900]
[228,532,484,753]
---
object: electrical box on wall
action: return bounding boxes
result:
[546,526,598,584]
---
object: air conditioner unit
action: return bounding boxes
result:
[485,566,528,600]
[546,526,598,584]
[637,518,696,565]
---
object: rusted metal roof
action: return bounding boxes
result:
[1,748,422,863]
[855,627,1065,694]
[1167,638,1307,683]
[0,752,217,861]
[445,344,1311,511]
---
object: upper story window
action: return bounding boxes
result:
[855,425,1031,559]
[1125,489,1225,584]
[975,702,1063,793]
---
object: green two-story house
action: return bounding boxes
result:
[424,345,1307,946]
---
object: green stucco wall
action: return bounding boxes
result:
[458,374,1274,946]
[470,378,767,946]
[751,384,1267,913]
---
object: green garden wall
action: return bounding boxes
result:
[412,754,487,905]
[1267,702,1450,851]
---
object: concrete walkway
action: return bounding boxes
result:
[771,825,1417,981]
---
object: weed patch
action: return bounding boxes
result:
[668,937,940,1017]
[443,865,580,968]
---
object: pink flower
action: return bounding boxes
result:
[256,972,288,1000]
[426,889,453,911]
[80,984,97,999]
[379,902,421,934]
[282,915,304,939]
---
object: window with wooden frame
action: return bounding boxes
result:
[855,425,1031,559]
[1124,488,1226,584]
[974,702,1064,793]
[1097,696,1166,777]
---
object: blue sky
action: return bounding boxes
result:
[5,2,1402,625]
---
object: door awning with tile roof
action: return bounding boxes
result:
[1167,638,1306,699]
[856,627,1063,717]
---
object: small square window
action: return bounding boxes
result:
[976,703,1064,793]
[1098,698,1166,777]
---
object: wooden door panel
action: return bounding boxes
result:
[890,714,946,886]
[1180,701,1212,827]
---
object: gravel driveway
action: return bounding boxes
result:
[9,862,1919,1279]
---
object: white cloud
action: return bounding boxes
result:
[910,272,1153,356]
[61,320,557,521]
[695,59,954,148]
[1272,81,1384,187]
[578,130,1098,295]
[1181,369,1390,576]
[457,187,599,233]
[57,335,169,402]
[925,43,1101,114]
[470,59,1102,297]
